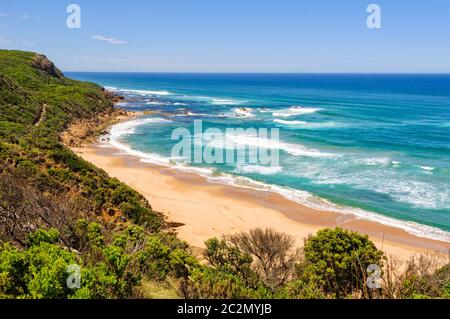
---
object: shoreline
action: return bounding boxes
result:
[73,139,450,260]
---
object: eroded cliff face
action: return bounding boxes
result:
[32,54,64,79]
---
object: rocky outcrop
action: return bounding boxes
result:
[103,88,125,103]
[32,54,64,79]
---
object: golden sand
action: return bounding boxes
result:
[73,144,450,261]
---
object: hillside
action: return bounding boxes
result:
[0,50,192,298]
[0,50,161,231]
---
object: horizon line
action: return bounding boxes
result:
[63,71,450,75]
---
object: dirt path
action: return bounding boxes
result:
[33,104,47,126]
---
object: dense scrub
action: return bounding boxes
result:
[0,50,172,298]
[180,228,449,299]
[0,50,160,230]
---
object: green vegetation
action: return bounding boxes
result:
[0,223,195,299]
[0,49,178,298]
[0,50,160,231]
[0,50,448,299]
[179,228,449,299]
[301,228,384,298]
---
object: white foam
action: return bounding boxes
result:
[235,165,283,175]
[109,118,173,138]
[108,118,174,165]
[107,118,174,166]
[311,166,448,210]
[103,122,450,243]
[201,132,336,159]
[173,112,208,117]
[211,98,240,105]
[274,119,343,129]
[355,157,392,167]
[419,166,435,171]
[274,119,308,125]
[110,88,172,96]
[109,141,171,166]
[205,172,450,242]
[273,106,321,118]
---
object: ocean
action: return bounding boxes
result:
[67,72,450,242]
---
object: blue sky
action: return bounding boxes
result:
[1,0,450,72]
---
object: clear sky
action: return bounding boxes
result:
[1,0,450,73]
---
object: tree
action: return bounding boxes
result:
[227,228,301,290]
[204,238,253,275]
[302,228,384,299]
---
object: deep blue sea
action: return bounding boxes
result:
[67,73,450,241]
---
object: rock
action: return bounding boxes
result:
[32,54,64,79]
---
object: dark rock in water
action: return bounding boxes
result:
[32,54,64,79]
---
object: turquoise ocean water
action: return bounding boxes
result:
[68,73,450,241]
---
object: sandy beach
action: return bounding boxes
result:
[73,142,450,261]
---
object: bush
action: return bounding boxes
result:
[180,266,270,299]
[393,255,450,299]
[302,228,384,299]
[0,230,78,299]
[137,235,198,281]
[27,229,60,246]
[205,238,253,274]
[227,228,301,290]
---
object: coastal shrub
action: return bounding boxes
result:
[26,229,60,246]
[69,219,105,253]
[278,277,327,299]
[227,228,301,290]
[0,230,78,299]
[16,159,39,176]
[179,266,270,299]
[169,248,198,278]
[111,184,138,206]
[70,263,118,299]
[393,255,450,299]
[302,228,385,299]
[136,235,198,281]
[444,279,450,298]
[205,238,253,275]
[0,226,146,299]
[49,148,91,173]
[119,201,148,220]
